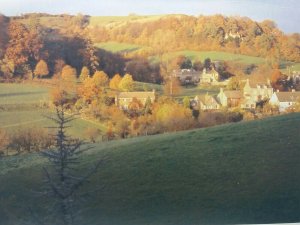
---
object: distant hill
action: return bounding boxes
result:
[1,113,300,224]
[89,14,300,63]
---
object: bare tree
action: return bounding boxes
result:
[41,104,100,225]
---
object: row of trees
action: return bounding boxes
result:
[91,14,300,62]
[0,14,128,81]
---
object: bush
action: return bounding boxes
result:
[8,127,54,154]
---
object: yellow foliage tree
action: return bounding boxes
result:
[154,101,193,132]
[119,73,134,91]
[109,74,122,90]
[79,66,90,82]
[61,65,77,81]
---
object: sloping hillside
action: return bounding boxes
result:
[1,113,300,225]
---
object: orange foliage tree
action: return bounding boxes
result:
[34,60,49,78]
[92,70,109,87]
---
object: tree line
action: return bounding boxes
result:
[91,14,300,62]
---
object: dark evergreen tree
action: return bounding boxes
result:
[40,104,100,225]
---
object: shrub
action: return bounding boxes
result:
[8,127,54,154]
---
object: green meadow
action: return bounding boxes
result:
[1,113,300,224]
[0,83,105,138]
[155,50,267,65]
[95,41,144,53]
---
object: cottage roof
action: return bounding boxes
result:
[117,91,155,99]
[195,94,218,105]
[245,79,272,89]
[173,69,200,76]
[275,92,300,102]
[224,90,243,99]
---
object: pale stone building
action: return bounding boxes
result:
[217,88,243,107]
[115,90,156,110]
[269,90,300,112]
[199,68,219,84]
[193,94,220,111]
[241,79,273,109]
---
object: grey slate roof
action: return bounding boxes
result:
[275,92,300,102]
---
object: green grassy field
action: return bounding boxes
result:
[94,40,300,71]
[0,83,105,138]
[0,83,49,105]
[95,41,144,53]
[133,81,163,92]
[94,42,268,65]
[150,50,267,65]
[1,113,300,224]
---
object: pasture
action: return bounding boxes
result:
[0,83,105,138]
[1,113,300,224]
[150,50,267,65]
[95,42,144,53]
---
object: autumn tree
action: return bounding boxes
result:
[61,65,77,81]
[128,97,143,117]
[77,76,100,103]
[0,15,9,59]
[109,106,130,138]
[183,96,190,108]
[93,70,109,87]
[50,88,70,107]
[61,65,77,93]
[154,100,194,132]
[143,96,152,115]
[119,73,134,91]
[34,60,49,78]
[5,20,43,75]
[77,70,110,105]
[271,68,282,90]
[8,127,53,153]
[109,74,122,90]
[79,66,90,81]
[227,76,241,90]
[163,77,182,97]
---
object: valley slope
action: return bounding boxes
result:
[1,113,300,224]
